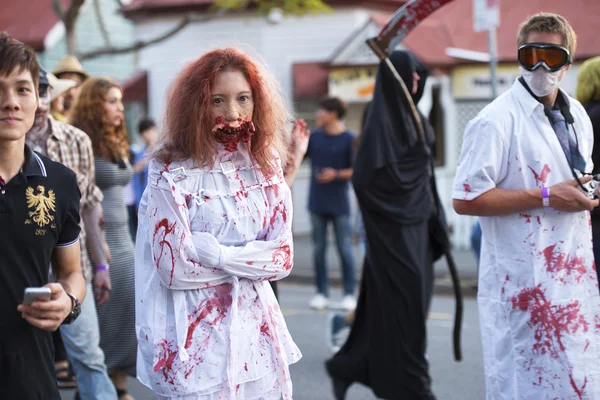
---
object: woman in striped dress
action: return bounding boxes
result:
[70,78,137,400]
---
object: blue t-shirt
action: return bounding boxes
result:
[307,129,355,215]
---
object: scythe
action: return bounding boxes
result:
[366,0,464,362]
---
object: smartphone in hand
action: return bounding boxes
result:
[23,287,52,305]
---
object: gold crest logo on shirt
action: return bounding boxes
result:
[25,185,56,228]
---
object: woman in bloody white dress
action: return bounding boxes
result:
[134,48,303,400]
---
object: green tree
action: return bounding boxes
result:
[52,0,332,61]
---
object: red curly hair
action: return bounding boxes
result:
[153,48,290,176]
[70,77,130,162]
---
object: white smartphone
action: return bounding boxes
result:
[23,287,52,305]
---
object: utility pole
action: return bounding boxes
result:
[488,27,498,99]
[473,0,500,100]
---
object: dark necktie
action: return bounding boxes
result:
[547,109,587,172]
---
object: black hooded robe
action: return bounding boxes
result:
[326,51,443,400]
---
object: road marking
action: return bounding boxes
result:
[281,308,307,317]
[428,312,452,320]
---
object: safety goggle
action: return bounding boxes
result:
[518,43,572,72]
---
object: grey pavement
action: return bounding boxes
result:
[60,284,484,400]
[285,234,479,297]
[59,235,480,399]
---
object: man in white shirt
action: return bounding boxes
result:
[453,12,600,399]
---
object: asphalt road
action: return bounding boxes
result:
[61,283,485,400]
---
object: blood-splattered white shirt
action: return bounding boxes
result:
[135,143,301,398]
[453,79,600,399]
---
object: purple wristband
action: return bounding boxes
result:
[95,264,108,272]
[541,187,550,207]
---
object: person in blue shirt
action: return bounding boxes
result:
[128,117,157,239]
[307,97,356,311]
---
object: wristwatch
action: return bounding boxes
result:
[62,293,81,325]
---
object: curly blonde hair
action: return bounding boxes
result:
[70,77,130,162]
[576,56,600,105]
[152,48,290,176]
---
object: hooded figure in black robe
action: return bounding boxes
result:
[325,50,448,400]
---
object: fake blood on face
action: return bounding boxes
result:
[212,117,255,152]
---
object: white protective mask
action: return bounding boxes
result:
[520,67,561,97]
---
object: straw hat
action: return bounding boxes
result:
[47,72,77,102]
[52,55,89,80]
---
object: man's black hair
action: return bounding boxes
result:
[138,117,156,134]
[318,97,347,120]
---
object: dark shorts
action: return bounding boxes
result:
[0,326,60,400]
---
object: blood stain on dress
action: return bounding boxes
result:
[569,375,587,399]
[265,183,279,199]
[511,284,588,357]
[273,245,292,270]
[542,245,587,283]
[153,339,178,383]
[520,213,532,223]
[511,285,590,397]
[184,283,233,349]
[268,200,288,231]
[528,164,551,187]
[501,275,510,295]
[260,321,273,340]
[154,218,178,286]
[184,366,194,379]
[155,162,172,185]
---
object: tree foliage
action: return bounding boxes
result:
[53,0,332,61]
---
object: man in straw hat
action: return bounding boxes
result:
[26,68,117,400]
[47,72,76,123]
[52,55,89,120]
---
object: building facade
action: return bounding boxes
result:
[122,0,600,247]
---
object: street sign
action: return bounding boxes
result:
[473,0,499,32]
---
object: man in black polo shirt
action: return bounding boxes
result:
[0,32,86,399]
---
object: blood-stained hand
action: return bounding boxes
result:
[317,167,337,184]
[17,283,72,332]
[291,119,310,160]
[549,176,600,212]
